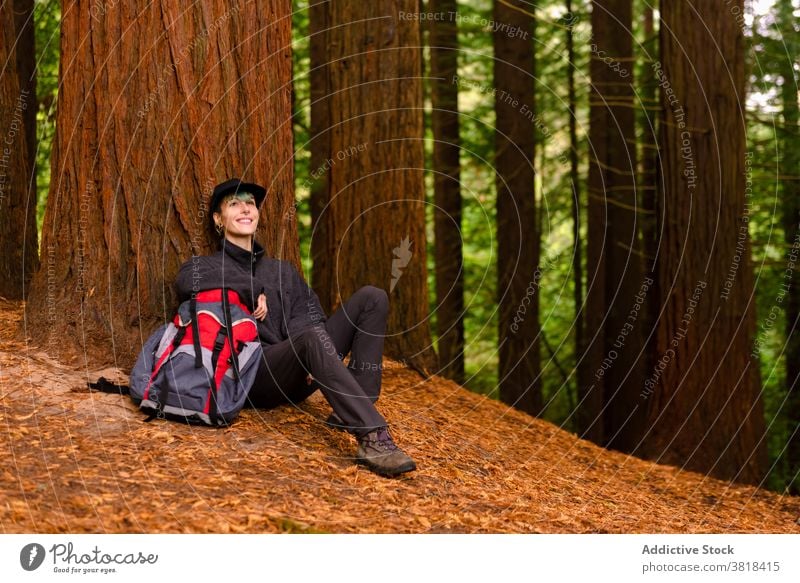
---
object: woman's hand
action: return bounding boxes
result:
[253,292,268,321]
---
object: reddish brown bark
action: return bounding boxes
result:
[0,0,37,299]
[494,0,541,415]
[25,1,295,367]
[13,0,37,176]
[643,0,767,484]
[309,0,437,375]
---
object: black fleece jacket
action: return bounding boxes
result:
[175,239,327,346]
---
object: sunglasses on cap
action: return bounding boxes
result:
[222,191,257,205]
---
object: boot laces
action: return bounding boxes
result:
[365,427,398,452]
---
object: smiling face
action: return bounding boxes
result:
[212,192,259,249]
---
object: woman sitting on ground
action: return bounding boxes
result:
[174,178,416,477]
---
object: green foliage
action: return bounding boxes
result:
[745,0,800,492]
[292,1,313,276]
[33,0,60,237]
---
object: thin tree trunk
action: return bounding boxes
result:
[25,0,296,368]
[644,0,767,485]
[494,0,541,415]
[581,0,646,449]
[639,0,659,423]
[430,0,464,383]
[309,0,437,375]
[577,2,606,443]
[0,0,36,299]
[566,0,584,432]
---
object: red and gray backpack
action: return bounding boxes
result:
[125,288,261,426]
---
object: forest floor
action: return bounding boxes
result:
[1,298,799,533]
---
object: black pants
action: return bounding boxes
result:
[248,285,389,436]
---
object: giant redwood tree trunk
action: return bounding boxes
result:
[0,0,37,299]
[309,0,437,375]
[25,1,295,367]
[580,0,646,450]
[429,0,465,383]
[494,0,541,416]
[643,0,767,484]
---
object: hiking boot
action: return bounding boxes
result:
[356,427,416,477]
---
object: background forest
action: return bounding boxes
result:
[2,0,798,494]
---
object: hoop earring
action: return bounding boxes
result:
[215,223,224,236]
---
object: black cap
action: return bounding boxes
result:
[208,178,267,230]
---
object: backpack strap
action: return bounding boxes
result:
[207,386,219,426]
[190,295,202,369]
[206,289,235,426]
[208,323,228,426]
[221,288,242,385]
[87,377,130,395]
[210,328,227,375]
